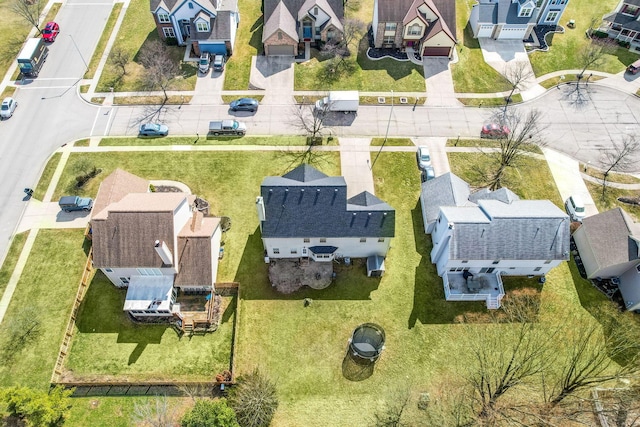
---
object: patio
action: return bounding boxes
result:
[443,271,504,309]
[268,259,334,293]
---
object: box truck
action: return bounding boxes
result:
[17,38,48,77]
[315,91,359,113]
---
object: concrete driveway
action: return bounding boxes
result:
[478,38,544,100]
[191,67,225,105]
[423,58,461,107]
[250,56,294,105]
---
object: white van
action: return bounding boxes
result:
[565,195,585,222]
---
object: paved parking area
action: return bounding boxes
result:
[250,56,295,105]
[423,58,461,107]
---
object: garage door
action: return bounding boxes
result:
[268,45,294,56]
[497,27,528,40]
[422,46,451,57]
[199,43,227,55]
[477,25,493,38]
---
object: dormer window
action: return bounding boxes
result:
[407,24,421,36]
[314,6,318,15]
[519,7,533,17]
[157,12,170,23]
[196,21,209,32]
[188,2,193,8]
[622,4,639,16]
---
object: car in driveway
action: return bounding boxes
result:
[0,97,18,119]
[198,53,210,73]
[230,98,259,112]
[213,55,225,72]
[416,146,432,170]
[139,123,169,137]
[421,166,435,182]
[59,195,93,212]
[565,195,585,222]
[481,123,510,139]
[42,21,60,42]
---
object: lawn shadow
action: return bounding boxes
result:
[248,17,264,54]
[221,295,236,324]
[462,21,481,49]
[235,227,381,300]
[341,348,375,381]
[407,200,487,327]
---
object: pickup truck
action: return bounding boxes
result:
[209,120,246,136]
[59,195,93,212]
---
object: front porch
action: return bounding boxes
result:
[598,24,640,51]
[443,271,504,309]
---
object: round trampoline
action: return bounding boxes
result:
[349,323,386,362]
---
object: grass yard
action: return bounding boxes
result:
[586,182,640,222]
[529,0,638,76]
[95,0,196,92]
[0,3,31,82]
[223,0,263,90]
[34,152,61,200]
[458,93,523,107]
[371,138,414,146]
[0,230,87,389]
[0,232,28,297]
[99,135,309,146]
[452,0,512,93]
[84,3,123,79]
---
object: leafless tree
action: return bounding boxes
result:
[600,135,640,197]
[12,0,45,34]
[109,46,130,78]
[289,103,331,144]
[343,0,361,13]
[139,40,181,103]
[483,108,544,190]
[370,388,411,427]
[503,61,533,114]
[577,42,609,83]
[132,395,176,427]
[320,19,365,79]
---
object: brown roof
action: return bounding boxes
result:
[377,0,456,42]
[92,169,149,219]
[175,212,220,287]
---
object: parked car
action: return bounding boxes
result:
[416,146,432,170]
[209,120,246,136]
[230,98,259,112]
[198,53,210,74]
[0,97,18,119]
[59,195,93,212]
[421,166,435,182]
[627,59,640,75]
[213,55,225,72]
[42,21,60,42]
[139,123,169,137]
[481,123,510,139]
[565,195,585,222]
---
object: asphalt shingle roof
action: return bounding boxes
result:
[420,172,472,225]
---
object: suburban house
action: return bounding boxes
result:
[150,0,240,56]
[469,0,570,40]
[91,169,223,318]
[421,173,570,309]
[601,0,640,52]
[262,0,344,56]
[371,0,457,57]
[573,207,640,312]
[256,164,395,277]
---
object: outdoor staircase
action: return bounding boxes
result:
[486,296,501,310]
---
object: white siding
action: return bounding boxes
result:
[263,236,391,259]
[422,31,455,49]
[441,260,561,277]
[497,26,528,39]
[372,0,379,45]
[172,198,191,262]
[310,5,330,28]
[210,225,222,288]
[101,267,176,287]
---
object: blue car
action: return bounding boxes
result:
[139,123,169,137]
[229,98,259,112]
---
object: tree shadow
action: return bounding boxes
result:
[341,348,375,381]
[221,295,236,324]
[248,16,264,54]
[462,21,481,49]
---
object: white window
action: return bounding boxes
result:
[273,248,280,254]
[196,21,209,32]
[407,24,421,36]
[623,5,639,16]
[385,23,397,31]
[291,249,297,254]
[314,6,318,15]
[492,260,500,265]
[120,277,130,285]
[278,31,283,40]
[157,13,170,23]
[320,238,327,243]
[545,11,559,22]
[137,268,162,276]
[304,238,310,243]
[105,268,113,272]
[534,267,542,272]
[519,7,533,17]
[378,238,385,242]
[188,2,193,8]
[383,36,394,45]
[163,27,175,38]
[360,238,366,243]
[544,260,552,264]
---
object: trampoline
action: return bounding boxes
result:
[348,323,386,362]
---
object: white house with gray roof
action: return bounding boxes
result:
[470,0,569,40]
[257,164,395,276]
[150,0,239,56]
[421,173,570,309]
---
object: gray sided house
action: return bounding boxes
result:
[150,0,240,56]
[262,0,344,56]
[91,169,223,318]
[257,164,395,276]
[372,0,456,57]
[421,172,570,309]
[601,0,640,52]
[573,207,640,312]
[470,0,569,40]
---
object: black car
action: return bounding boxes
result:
[229,98,259,112]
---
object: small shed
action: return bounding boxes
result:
[367,255,386,277]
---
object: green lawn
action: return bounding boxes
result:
[586,182,640,222]
[96,0,196,92]
[223,0,263,90]
[371,138,414,146]
[529,0,637,76]
[0,3,31,82]
[0,230,87,389]
[84,3,124,79]
[34,152,61,200]
[0,232,28,297]
[99,136,309,146]
[458,93,523,107]
[452,0,512,93]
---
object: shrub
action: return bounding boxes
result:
[181,399,239,427]
[228,369,278,427]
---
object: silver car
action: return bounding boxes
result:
[0,97,18,119]
[416,146,432,171]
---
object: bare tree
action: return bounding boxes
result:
[290,103,331,144]
[600,135,640,197]
[132,395,176,427]
[577,42,609,83]
[139,40,181,103]
[109,46,130,78]
[484,108,544,190]
[370,388,410,427]
[503,61,533,113]
[12,0,45,34]
[320,19,365,79]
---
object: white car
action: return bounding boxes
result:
[565,195,585,222]
[416,146,432,170]
[0,97,17,119]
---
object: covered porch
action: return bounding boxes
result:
[443,271,504,309]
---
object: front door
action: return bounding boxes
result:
[180,19,191,39]
[303,21,312,40]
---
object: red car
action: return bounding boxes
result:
[481,123,510,139]
[42,22,60,42]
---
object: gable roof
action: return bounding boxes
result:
[420,172,472,225]
[263,1,299,43]
[298,0,344,32]
[263,0,344,41]
[174,212,221,287]
[92,169,149,219]
[151,0,218,15]
[475,0,537,25]
[377,0,456,41]
[260,164,395,238]
[469,187,520,204]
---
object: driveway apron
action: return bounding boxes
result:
[191,68,225,105]
[423,58,462,107]
[250,56,295,105]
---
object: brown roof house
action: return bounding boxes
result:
[372,0,456,57]
[91,169,222,319]
[262,0,344,56]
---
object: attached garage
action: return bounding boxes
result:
[497,26,528,40]
[422,46,451,57]
[198,42,228,55]
[477,25,494,38]
[266,44,295,56]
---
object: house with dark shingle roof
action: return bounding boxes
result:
[150,0,239,56]
[91,170,223,318]
[371,0,456,57]
[470,0,569,40]
[601,0,640,52]
[421,172,570,309]
[573,207,640,312]
[256,164,395,276]
[262,0,344,56]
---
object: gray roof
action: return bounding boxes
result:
[263,0,344,40]
[151,0,217,15]
[603,11,640,32]
[576,207,640,269]
[469,187,520,204]
[260,164,395,238]
[475,0,537,25]
[446,200,570,261]
[263,1,299,41]
[420,172,472,225]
